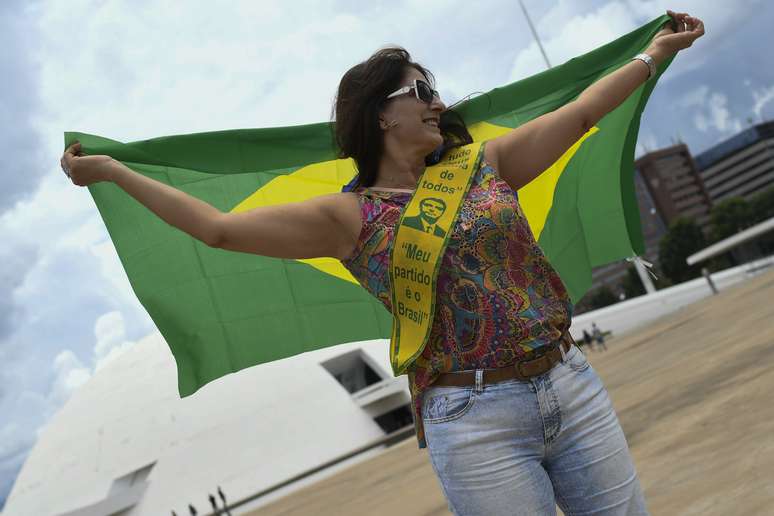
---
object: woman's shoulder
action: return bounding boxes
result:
[311,191,361,230]
[480,140,500,173]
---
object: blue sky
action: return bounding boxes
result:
[1,0,772,507]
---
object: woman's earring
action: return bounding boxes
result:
[387,120,399,129]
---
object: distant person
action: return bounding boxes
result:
[592,322,608,351]
[60,10,703,515]
[583,329,594,352]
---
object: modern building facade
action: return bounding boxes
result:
[695,120,774,204]
[3,334,413,516]
[584,120,774,303]
[634,143,713,231]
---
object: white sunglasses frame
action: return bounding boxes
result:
[385,79,440,103]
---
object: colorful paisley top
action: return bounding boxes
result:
[341,151,572,448]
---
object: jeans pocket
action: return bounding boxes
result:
[422,386,476,424]
[567,345,591,372]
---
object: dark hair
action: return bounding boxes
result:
[333,47,472,190]
[420,197,446,211]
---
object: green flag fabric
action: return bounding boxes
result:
[67,15,674,396]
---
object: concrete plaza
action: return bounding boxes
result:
[252,268,774,516]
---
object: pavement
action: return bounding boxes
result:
[250,268,774,516]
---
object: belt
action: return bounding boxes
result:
[433,333,575,388]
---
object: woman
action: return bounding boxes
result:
[61,10,704,515]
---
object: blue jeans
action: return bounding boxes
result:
[422,344,648,516]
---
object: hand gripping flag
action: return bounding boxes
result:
[66,16,675,396]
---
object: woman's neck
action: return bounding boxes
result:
[374,152,426,189]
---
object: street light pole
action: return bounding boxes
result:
[518,0,552,70]
[634,258,657,294]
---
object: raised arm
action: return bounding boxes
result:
[60,143,360,260]
[486,10,705,191]
[212,192,361,260]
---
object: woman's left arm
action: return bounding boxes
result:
[487,10,705,191]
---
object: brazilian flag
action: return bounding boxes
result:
[66,16,674,396]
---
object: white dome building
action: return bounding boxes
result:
[3,333,413,515]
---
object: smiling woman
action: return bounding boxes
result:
[333,47,473,192]
[59,9,705,515]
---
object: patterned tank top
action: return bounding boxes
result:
[341,153,572,448]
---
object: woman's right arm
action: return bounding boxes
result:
[61,142,360,260]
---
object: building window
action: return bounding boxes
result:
[374,404,414,434]
[59,462,155,516]
[321,350,385,394]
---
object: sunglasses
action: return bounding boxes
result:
[386,79,440,104]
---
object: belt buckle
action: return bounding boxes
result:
[515,361,530,379]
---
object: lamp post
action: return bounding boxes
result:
[518,0,552,70]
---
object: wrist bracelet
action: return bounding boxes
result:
[632,53,656,80]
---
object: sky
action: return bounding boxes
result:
[1,0,772,507]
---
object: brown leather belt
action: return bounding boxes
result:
[433,333,575,387]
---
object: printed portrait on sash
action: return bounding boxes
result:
[402,197,447,237]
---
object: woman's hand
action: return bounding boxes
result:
[646,10,705,60]
[60,142,116,186]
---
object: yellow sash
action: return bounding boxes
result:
[389,141,484,374]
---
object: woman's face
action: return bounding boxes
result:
[380,67,446,154]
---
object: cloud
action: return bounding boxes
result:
[0,310,139,508]
[752,84,774,121]
[0,173,151,507]
[707,92,743,133]
[0,243,38,345]
[43,312,138,406]
[0,389,47,509]
[508,0,766,89]
[509,2,644,81]
[678,85,710,108]
[0,421,35,510]
[47,311,136,404]
[49,350,92,406]
[93,311,136,372]
[0,0,47,214]
[680,87,743,134]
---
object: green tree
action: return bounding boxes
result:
[622,265,646,298]
[749,186,774,223]
[659,217,706,284]
[708,197,753,243]
[587,285,618,310]
[574,284,619,314]
[749,186,774,254]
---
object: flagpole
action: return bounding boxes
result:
[518,0,552,70]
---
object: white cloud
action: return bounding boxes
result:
[509,0,762,85]
[51,311,139,402]
[677,84,743,134]
[686,89,743,134]
[708,92,742,133]
[50,350,92,406]
[678,85,710,108]
[752,84,774,121]
[509,2,642,81]
[93,311,136,372]
[0,424,31,461]
[0,309,138,503]
[694,111,709,132]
